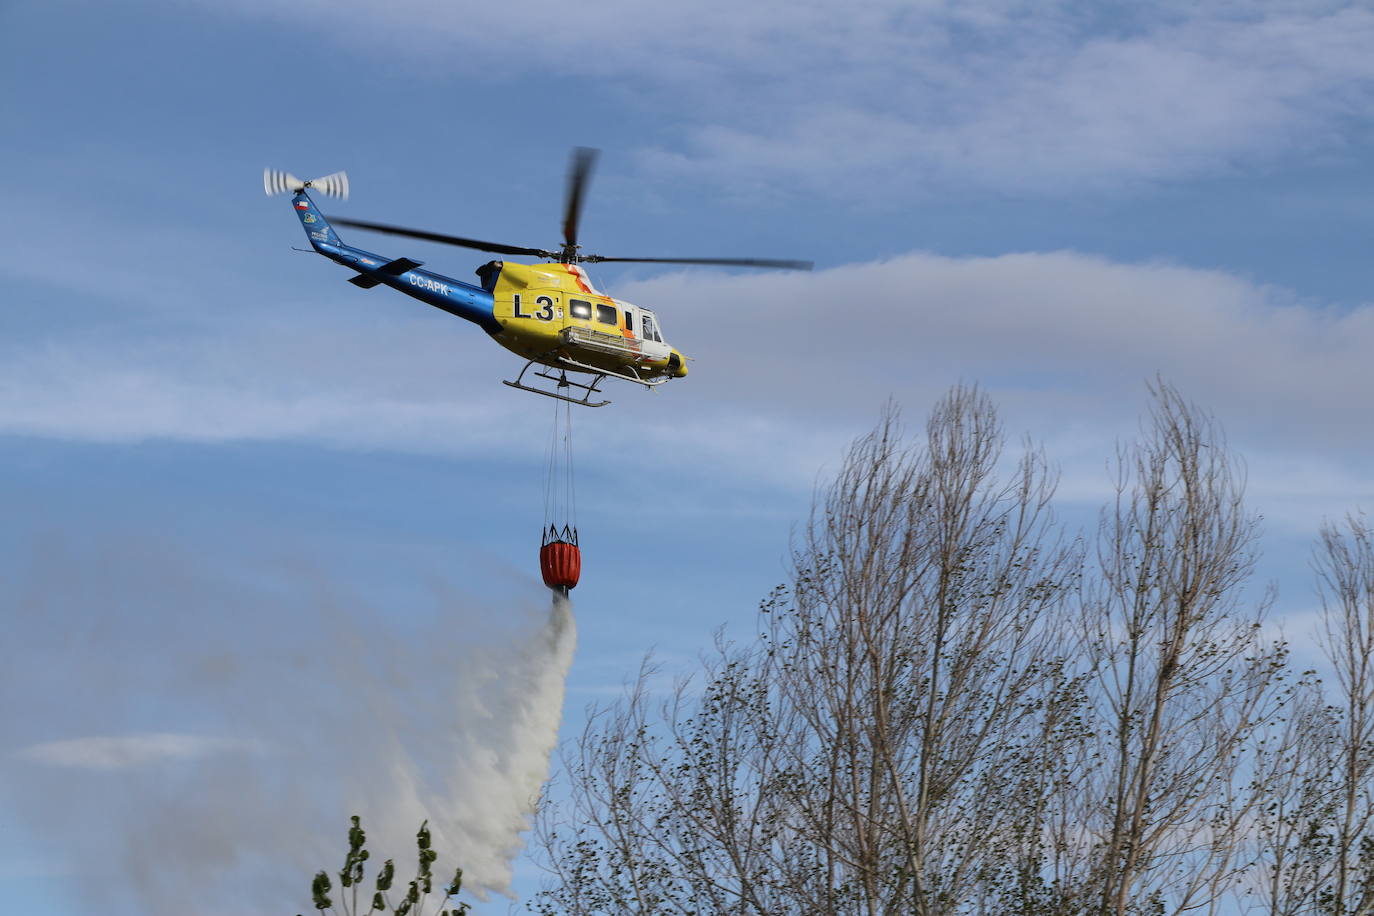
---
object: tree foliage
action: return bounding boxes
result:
[298,816,470,916]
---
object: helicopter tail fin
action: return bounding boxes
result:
[288,190,342,248]
[266,169,347,248]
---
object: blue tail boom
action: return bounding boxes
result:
[274,182,499,334]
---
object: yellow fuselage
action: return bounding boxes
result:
[487,262,687,379]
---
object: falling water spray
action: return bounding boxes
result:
[440,592,577,897]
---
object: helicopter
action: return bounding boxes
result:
[265,149,811,407]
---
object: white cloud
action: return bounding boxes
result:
[616,249,1374,520]
[15,734,262,770]
[0,344,515,449]
[625,250,1374,424]
[4,236,1372,522]
[201,0,1374,195]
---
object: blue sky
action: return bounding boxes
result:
[4,0,1374,912]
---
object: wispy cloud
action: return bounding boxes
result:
[620,250,1374,520]
[627,250,1374,436]
[200,0,1374,195]
[15,734,262,770]
[5,247,1373,518]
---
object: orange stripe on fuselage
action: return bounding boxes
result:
[564,263,636,341]
[564,264,594,295]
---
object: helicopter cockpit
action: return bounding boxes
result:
[639,310,663,343]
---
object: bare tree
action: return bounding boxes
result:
[534,387,1081,915]
[1250,676,1341,916]
[532,383,1295,915]
[1251,514,1374,915]
[1074,383,1286,915]
[1313,513,1374,913]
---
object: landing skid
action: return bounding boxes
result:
[504,362,611,408]
[552,353,671,389]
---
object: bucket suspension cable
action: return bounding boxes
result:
[540,386,582,592]
[543,394,577,541]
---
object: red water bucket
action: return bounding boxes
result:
[540,540,581,590]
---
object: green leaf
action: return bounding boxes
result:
[311,870,333,910]
[376,858,395,892]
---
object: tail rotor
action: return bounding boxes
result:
[263,168,349,200]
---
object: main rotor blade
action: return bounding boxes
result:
[562,147,598,250]
[584,255,814,271]
[328,217,554,258]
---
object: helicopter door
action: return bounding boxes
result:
[638,311,669,361]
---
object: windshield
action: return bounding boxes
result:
[641,311,663,343]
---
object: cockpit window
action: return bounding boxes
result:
[642,313,662,343]
[595,303,617,325]
[569,299,592,320]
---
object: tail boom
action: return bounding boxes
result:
[268,168,497,333]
